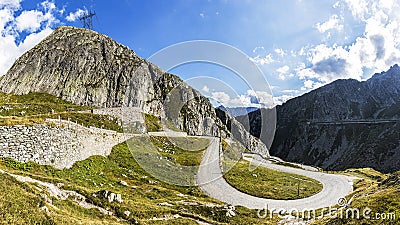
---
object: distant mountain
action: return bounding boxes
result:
[239,65,400,173]
[0,26,269,156]
[217,106,259,117]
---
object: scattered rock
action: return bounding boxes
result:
[40,194,52,204]
[124,210,131,218]
[224,205,236,217]
[107,193,115,203]
[40,206,50,214]
[176,200,199,206]
[115,194,123,203]
[103,191,123,203]
[176,193,188,198]
[157,202,174,207]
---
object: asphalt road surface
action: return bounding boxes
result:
[197,137,354,211]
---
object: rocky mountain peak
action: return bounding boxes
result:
[239,65,400,173]
[269,65,400,173]
[371,64,400,80]
[0,26,270,157]
[0,26,155,108]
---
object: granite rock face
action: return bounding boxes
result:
[0,26,155,109]
[216,109,270,157]
[0,26,268,156]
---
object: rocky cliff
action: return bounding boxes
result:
[0,26,268,156]
[241,65,400,172]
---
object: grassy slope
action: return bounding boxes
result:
[144,114,162,132]
[0,141,279,225]
[224,160,323,200]
[310,169,400,225]
[1,92,399,224]
[0,92,91,116]
[222,139,322,200]
[0,92,122,131]
[151,136,209,167]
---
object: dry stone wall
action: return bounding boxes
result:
[0,124,80,166]
[0,120,133,169]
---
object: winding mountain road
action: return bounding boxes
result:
[197,137,354,211]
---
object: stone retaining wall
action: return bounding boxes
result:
[0,120,133,169]
[0,124,81,166]
[93,107,146,133]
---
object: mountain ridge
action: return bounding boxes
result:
[239,64,400,173]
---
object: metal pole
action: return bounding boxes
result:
[297,179,300,197]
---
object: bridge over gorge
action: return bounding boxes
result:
[305,119,400,125]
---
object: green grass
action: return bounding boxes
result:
[0,92,123,131]
[150,136,209,167]
[144,113,162,132]
[0,92,91,117]
[224,160,323,200]
[0,173,51,225]
[0,172,126,225]
[0,116,47,126]
[38,112,123,132]
[0,141,279,224]
[221,138,246,173]
[311,169,400,225]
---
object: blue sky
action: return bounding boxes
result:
[1,0,400,107]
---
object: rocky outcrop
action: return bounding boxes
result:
[0,26,156,110]
[242,65,400,173]
[0,26,268,156]
[216,109,269,157]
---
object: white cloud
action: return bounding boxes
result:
[273,95,296,106]
[303,80,314,89]
[294,0,400,91]
[210,89,275,108]
[343,0,370,20]
[300,80,324,91]
[199,13,205,18]
[250,46,275,65]
[66,8,87,22]
[211,91,230,106]
[299,43,362,82]
[40,0,56,11]
[249,54,275,65]
[201,85,209,93]
[276,65,291,80]
[280,89,298,94]
[315,14,343,33]
[15,10,45,32]
[0,0,22,9]
[17,27,53,52]
[252,90,275,107]
[276,65,290,74]
[274,48,286,57]
[0,0,60,75]
[0,8,14,32]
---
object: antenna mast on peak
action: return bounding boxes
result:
[79,10,96,30]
